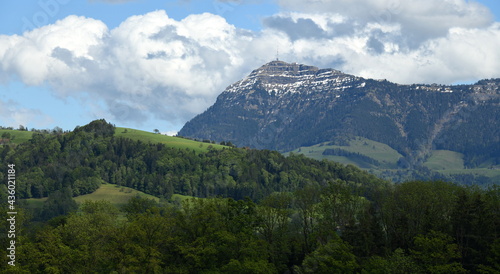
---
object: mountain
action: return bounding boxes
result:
[179,60,500,171]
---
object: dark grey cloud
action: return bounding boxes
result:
[51,47,74,64]
[146,51,168,60]
[366,37,384,54]
[263,16,326,41]
[108,101,148,123]
[327,21,356,37]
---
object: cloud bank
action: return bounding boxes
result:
[1,1,500,128]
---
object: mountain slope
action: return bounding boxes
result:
[179,61,500,169]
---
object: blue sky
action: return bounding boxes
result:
[0,0,280,34]
[1,0,499,133]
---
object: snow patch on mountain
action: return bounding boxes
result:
[225,60,361,95]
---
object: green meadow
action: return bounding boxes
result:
[115,127,227,152]
[73,183,160,207]
[0,129,34,144]
[423,150,465,170]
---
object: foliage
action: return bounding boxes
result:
[300,235,359,273]
[410,231,466,273]
[2,181,499,273]
[38,187,78,221]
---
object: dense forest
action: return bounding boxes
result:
[1,120,499,273]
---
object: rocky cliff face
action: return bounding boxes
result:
[179,61,500,167]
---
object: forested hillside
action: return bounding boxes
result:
[1,119,499,273]
[0,119,385,201]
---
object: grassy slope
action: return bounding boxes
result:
[115,127,226,153]
[419,150,500,179]
[288,136,500,180]
[73,183,160,207]
[0,129,34,144]
[24,183,160,210]
[288,136,403,168]
[423,150,464,170]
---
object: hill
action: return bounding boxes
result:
[1,119,387,201]
[24,183,160,211]
[0,125,226,151]
[178,61,500,184]
[73,183,160,206]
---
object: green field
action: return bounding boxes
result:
[423,150,464,170]
[115,127,227,153]
[0,129,34,144]
[288,136,403,168]
[422,151,500,180]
